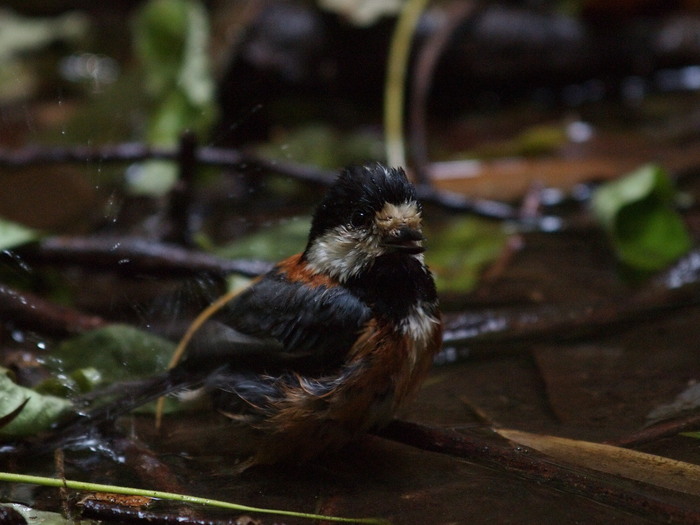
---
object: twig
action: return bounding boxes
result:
[167,132,199,247]
[17,236,273,278]
[115,435,188,494]
[414,183,518,220]
[377,420,700,524]
[410,1,478,183]
[0,283,105,335]
[607,413,700,448]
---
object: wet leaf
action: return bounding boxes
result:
[133,0,188,97]
[0,368,71,437]
[426,217,509,294]
[3,503,97,525]
[0,398,28,429]
[497,428,700,496]
[592,164,691,271]
[45,324,175,384]
[0,217,42,250]
[35,367,103,397]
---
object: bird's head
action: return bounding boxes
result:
[302,164,425,282]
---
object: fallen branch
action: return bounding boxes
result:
[442,248,700,350]
[378,420,700,524]
[78,499,243,525]
[0,283,105,335]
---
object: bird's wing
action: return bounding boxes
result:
[186,270,372,374]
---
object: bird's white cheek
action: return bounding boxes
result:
[304,226,383,282]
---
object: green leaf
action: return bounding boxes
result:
[592,164,692,271]
[44,324,175,384]
[134,0,215,112]
[0,368,71,436]
[133,0,189,96]
[426,217,509,294]
[0,216,42,250]
[130,0,217,196]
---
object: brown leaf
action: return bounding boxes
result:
[496,428,700,496]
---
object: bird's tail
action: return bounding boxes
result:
[18,367,203,457]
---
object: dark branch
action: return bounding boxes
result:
[0,143,535,220]
[607,413,700,448]
[378,420,700,524]
[16,236,274,278]
[0,283,105,335]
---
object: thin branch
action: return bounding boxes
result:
[410,1,478,183]
[607,413,700,448]
[414,183,518,219]
[166,131,199,247]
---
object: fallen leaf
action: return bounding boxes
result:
[592,164,691,271]
[496,428,700,497]
[0,368,71,436]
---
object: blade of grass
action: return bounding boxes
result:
[0,472,388,524]
[384,0,431,167]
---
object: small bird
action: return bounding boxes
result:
[55,164,442,466]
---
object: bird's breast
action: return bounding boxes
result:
[250,313,441,465]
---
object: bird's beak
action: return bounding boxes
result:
[382,226,425,254]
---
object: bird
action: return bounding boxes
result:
[49,164,443,467]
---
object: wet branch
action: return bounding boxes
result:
[607,414,700,449]
[378,420,700,524]
[17,236,274,278]
[0,283,105,335]
[0,143,523,220]
[442,248,700,350]
[78,499,245,525]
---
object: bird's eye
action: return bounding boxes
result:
[350,210,368,227]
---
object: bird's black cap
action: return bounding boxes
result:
[306,165,419,245]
